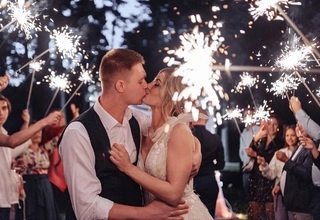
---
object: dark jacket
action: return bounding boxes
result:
[283,146,314,213]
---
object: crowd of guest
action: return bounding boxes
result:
[239,96,320,220]
[1,59,320,220]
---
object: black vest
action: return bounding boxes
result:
[60,107,143,219]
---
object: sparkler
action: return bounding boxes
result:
[44,71,71,116]
[61,63,95,111]
[273,35,320,107]
[15,25,82,74]
[248,0,320,62]
[26,60,45,109]
[268,73,301,101]
[252,100,273,124]
[0,1,41,39]
[164,19,226,113]
[235,72,259,108]
[242,110,256,127]
[222,106,244,140]
[274,35,313,71]
[50,25,81,60]
[248,0,301,21]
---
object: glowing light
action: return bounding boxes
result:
[50,26,81,59]
[45,71,71,93]
[222,106,243,136]
[222,106,243,121]
[253,101,273,123]
[5,1,41,39]
[29,60,45,72]
[268,73,301,99]
[235,72,258,93]
[274,35,313,71]
[242,111,256,127]
[248,0,301,21]
[78,63,95,84]
[164,19,226,112]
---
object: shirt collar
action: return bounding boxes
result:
[93,98,133,131]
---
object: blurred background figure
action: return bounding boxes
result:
[246,114,284,220]
[258,125,298,220]
[192,108,225,218]
[42,104,79,220]
[239,107,259,200]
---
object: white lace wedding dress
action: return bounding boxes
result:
[137,114,213,220]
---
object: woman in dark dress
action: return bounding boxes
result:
[246,114,284,220]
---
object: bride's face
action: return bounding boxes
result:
[142,72,166,108]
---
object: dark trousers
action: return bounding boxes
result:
[0,207,10,220]
[51,183,70,220]
[311,186,320,220]
[194,173,219,218]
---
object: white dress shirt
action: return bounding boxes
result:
[59,101,150,220]
[0,127,12,208]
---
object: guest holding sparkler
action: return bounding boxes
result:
[245,114,284,220]
[16,120,58,220]
[43,103,79,220]
[0,96,61,220]
[289,96,320,219]
[239,107,260,198]
[257,125,297,220]
[271,124,314,220]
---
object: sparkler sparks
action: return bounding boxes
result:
[242,111,256,127]
[222,106,243,121]
[29,60,45,72]
[274,35,313,71]
[4,1,41,39]
[222,106,243,136]
[163,18,226,112]
[50,26,81,59]
[235,72,258,93]
[61,63,96,111]
[45,71,71,93]
[253,101,273,123]
[268,73,301,99]
[248,0,301,21]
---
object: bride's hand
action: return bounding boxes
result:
[110,143,133,172]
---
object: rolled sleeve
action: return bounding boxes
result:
[59,122,114,220]
[295,110,320,141]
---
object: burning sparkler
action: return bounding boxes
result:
[274,35,313,71]
[61,63,95,111]
[26,60,45,109]
[15,25,82,74]
[272,34,320,107]
[235,72,259,108]
[50,25,81,60]
[248,0,301,21]
[248,0,320,61]
[0,1,41,39]
[252,100,273,124]
[222,106,243,138]
[241,110,256,127]
[44,71,71,116]
[163,17,226,114]
[268,73,301,101]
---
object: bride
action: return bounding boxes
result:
[110,68,213,220]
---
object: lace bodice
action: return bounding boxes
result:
[137,113,196,204]
[137,113,213,219]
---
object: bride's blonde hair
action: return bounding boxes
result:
[158,68,187,120]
